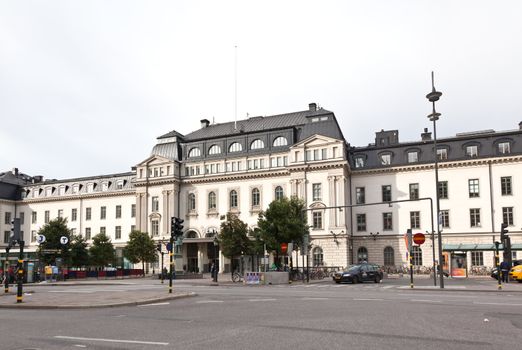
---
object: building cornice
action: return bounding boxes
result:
[20,190,136,204]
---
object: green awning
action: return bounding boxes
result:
[443,243,522,251]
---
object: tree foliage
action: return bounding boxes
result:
[69,234,90,268]
[218,213,251,273]
[37,217,72,265]
[89,233,115,268]
[124,230,157,276]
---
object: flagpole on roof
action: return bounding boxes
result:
[234,44,238,131]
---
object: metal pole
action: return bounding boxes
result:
[161,251,164,284]
[409,249,414,289]
[17,241,24,303]
[4,246,10,293]
[495,241,502,290]
[169,236,174,294]
[433,116,444,289]
[429,198,437,286]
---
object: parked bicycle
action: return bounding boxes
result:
[232,271,243,283]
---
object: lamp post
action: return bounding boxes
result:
[213,235,219,283]
[426,71,445,289]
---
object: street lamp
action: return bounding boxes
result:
[213,236,219,283]
[426,71,445,289]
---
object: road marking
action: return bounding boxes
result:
[353,298,384,301]
[73,345,87,348]
[47,290,94,294]
[410,299,442,303]
[138,302,170,307]
[473,302,522,306]
[301,297,329,300]
[195,300,224,304]
[249,298,277,302]
[382,286,395,289]
[54,336,169,346]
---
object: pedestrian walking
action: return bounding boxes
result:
[500,260,510,283]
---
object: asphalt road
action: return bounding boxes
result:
[3,278,522,349]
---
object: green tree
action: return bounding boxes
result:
[69,234,90,268]
[123,230,157,276]
[89,233,115,269]
[37,217,72,266]
[257,196,309,268]
[218,213,251,277]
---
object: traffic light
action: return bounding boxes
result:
[500,222,509,242]
[10,218,21,245]
[170,217,184,239]
[157,243,162,252]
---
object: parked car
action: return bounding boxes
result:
[333,263,383,284]
[509,265,522,283]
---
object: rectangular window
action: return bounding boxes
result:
[31,211,37,224]
[70,228,76,235]
[470,208,481,227]
[151,221,159,237]
[115,226,122,240]
[116,180,124,189]
[131,225,136,232]
[438,181,448,199]
[498,142,511,154]
[57,209,63,218]
[409,183,419,200]
[44,210,50,224]
[312,212,323,229]
[85,228,91,240]
[305,151,312,162]
[86,207,92,221]
[380,154,391,165]
[115,205,122,219]
[313,149,319,161]
[382,185,392,202]
[131,204,136,218]
[354,157,364,168]
[355,187,365,204]
[312,184,322,201]
[152,197,159,212]
[468,179,480,198]
[4,231,9,243]
[471,251,484,266]
[356,214,366,231]
[31,230,37,243]
[71,209,77,222]
[466,145,478,157]
[501,176,512,195]
[19,212,25,225]
[440,210,450,228]
[410,211,420,229]
[4,212,11,225]
[321,148,327,160]
[100,206,107,220]
[383,212,393,230]
[407,151,418,163]
[437,148,448,160]
[503,207,514,226]
[100,227,106,235]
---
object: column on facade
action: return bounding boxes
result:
[289,179,297,197]
[136,193,142,231]
[198,246,204,274]
[141,193,148,232]
[298,179,306,200]
[162,190,169,235]
[327,176,336,227]
[336,176,346,227]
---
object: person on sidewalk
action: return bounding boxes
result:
[500,260,510,283]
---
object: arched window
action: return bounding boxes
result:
[357,247,368,263]
[250,139,265,150]
[313,247,324,267]
[188,193,196,211]
[229,190,238,209]
[251,188,260,207]
[208,145,221,155]
[188,147,201,158]
[412,246,423,266]
[384,246,395,266]
[273,137,288,147]
[186,230,197,239]
[208,192,217,210]
[228,142,242,153]
[274,186,284,200]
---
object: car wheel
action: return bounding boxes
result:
[374,276,380,283]
[352,276,358,284]
[518,280,522,283]
[335,281,341,284]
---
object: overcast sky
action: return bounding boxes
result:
[1,1,521,180]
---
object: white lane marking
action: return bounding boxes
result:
[195,300,224,304]
[353,298,384,301]
[301,297,329,300]
[48,290,94,294]
[54,336,169,346]
[249,298,277,302]
[138,302,170,307]
[382,286,395,289]
[474,302,522,306]
[410,299,442,303]
[74,345,87,348]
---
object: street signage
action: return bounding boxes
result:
[60,236,69,245]
[166,242,173,252]
[413,233,426,245]
[36,234,46,244]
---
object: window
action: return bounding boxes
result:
[31,211,37,224]
[252,188,260,207]
[410,211,420,229]
[466,145,478,157]
[72,184,79,194]
[383,212,393,230]
[470,208,481,227]
[85,228,91,240]
[498,142,511,154]
[275,186,284,200]
[332,147,338,158]
[501,176,512,195]
[503,207,514,226]
[188,147,201,158]
[354,157,365,168]
[151,221,159,237]
[384,247,395,266]
[116,180,124,189]
[101,182,109,191]
[208,145,221,155]
[57,209,63,218]
[31,230,37,243]
[188,193,196,211]
[100,206,107,220]
[115,226,122,239]
[44,211,50,224]
[409,183,419,200]
[440,210,450,228]
[131,225,136,232]
[20,212,25,225]
[273,137,288,147]
[4,231,10,243]
[229,190,238,209]
[438,181,448,199]
[321,148,327,160]
[382,185,392,202]
[412,246,423,266]
[115,205,122,219]
[86,208,91,221]
[87,183,94,193]
[312,247,324,266]
[59,186,66,195]
[356,214,366,231]
[4,212,11,225]
[437,148,448,160]
[228,142,242,152]
[380,154,391,165]
[468,179,480,198]
[46,187,53,196]
[152,196,159,212]
[250,139,265,150]
[312,211,323,229]
[407,151,418,163]
[71,209,77,222]
[312,184,322,201]
[471,251,484,266]
[131,204,136,218]
[357,247,368,263]
[208,192,217,210]
[100,227,106,235]
[355,187,365,204]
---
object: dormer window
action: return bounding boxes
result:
[116,180,124,190]
[354,156,365,168]
[72,184,79,194]
[87,183,94,193]
[59,185,66,195]
[208,145,221,155]
[437,148,448,160]
[380,154,391,165]
[407,151,419,163]
[273,137,288,147]
[466,145,478,158]
[498,142,511,154]
[250,139,265,150]
[45,187,53,196]
[228,142,242,153]
[101,182,109,191]
[188,147,201,158]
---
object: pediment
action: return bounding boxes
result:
[291,134,342,149]
[136,155,173,167]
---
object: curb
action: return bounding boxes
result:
[398,287,522,293]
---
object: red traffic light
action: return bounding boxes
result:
[281,243,288,254]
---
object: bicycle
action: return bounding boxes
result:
[232,271,243,283]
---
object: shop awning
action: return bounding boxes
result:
[182,238,216,244]
[443,243,522,251]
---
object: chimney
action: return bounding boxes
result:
[308,103,317,112]
[200,119,210,128]
[421,128,432,141]
[519,121,522,130]
[12,168,18,176]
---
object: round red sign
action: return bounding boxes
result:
[413,233,426,245]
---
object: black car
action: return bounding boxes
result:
[333,263,383,284]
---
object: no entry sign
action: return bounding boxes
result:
[413,233,426,245]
